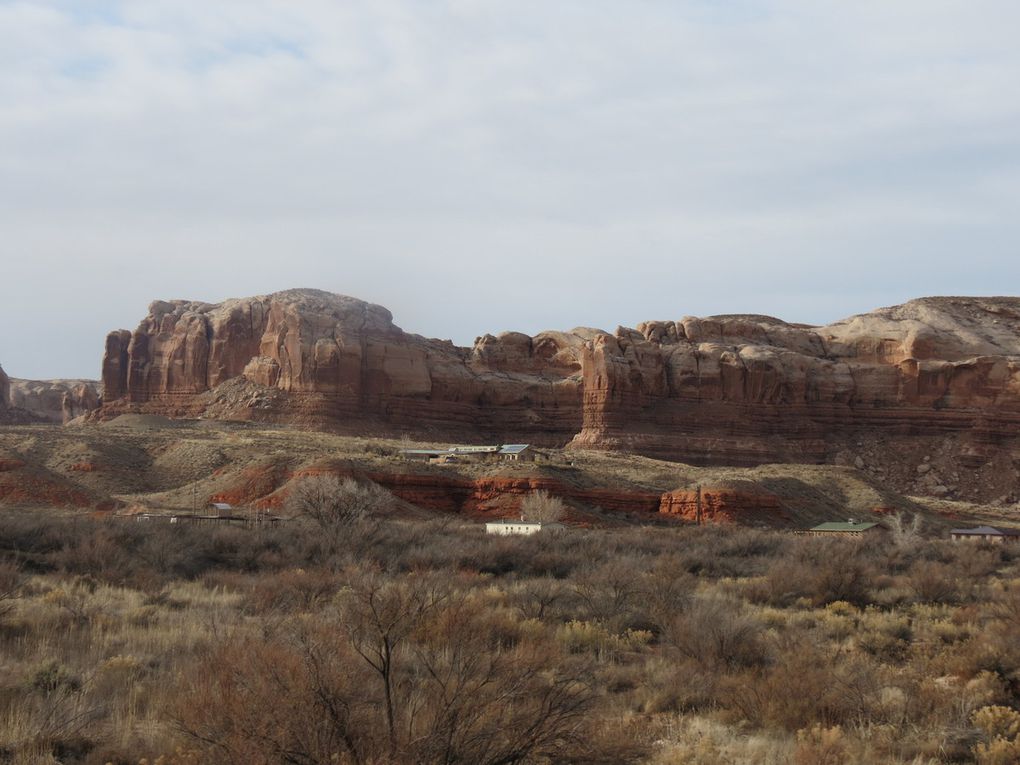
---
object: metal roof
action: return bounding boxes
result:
[211,502,233,511]
[400,449,448,455]
[450,445,500,453]
[498,444,531,454]
[810,521,881,532]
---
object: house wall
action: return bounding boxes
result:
[486,523,542,536]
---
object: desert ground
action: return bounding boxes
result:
[2,420,1020,762]
[0,416,1012,530]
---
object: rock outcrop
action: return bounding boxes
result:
[9,379,100,423]
[573,298,1020,469]
[98,289,585,442]
[94,291,1020,499]
[0,366,48,425]
[658,485,786,524]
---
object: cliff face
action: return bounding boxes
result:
[8,379,100,423]
[95,290,1020,498]
[574,298,1020,467]
[99,289,585,442]
[0,365,8,410]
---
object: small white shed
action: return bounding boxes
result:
[485,520,565,536]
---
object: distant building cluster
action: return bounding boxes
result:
[800,519,1020,542]
[400,444,536,464]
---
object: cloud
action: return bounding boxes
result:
[2,0,1020,378]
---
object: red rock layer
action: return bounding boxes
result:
[0,459,95,508]
[210,461,663,518]
[573,299,1020,468]
[97,291,1020,478]
[659,488,787,524]
[99,290,584,443]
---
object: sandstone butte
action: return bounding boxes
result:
[95,289,1020,472]
[1,361,102,424]
[0,364,9,411]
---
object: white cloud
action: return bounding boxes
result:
[1,0,1020,378]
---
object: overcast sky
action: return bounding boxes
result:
[3,1,1020,379]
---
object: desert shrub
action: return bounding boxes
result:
[909,560,962,604]
[27,661,82,695]
[361,441,396,457]
[662,595,769,670]
[727,639,882,732]
[793,724,848,765]
[972,705,1020,764]
[176,577,617,765]
[510,576,572,620]
[0,559,24,623]
[758,539,876,607]
[242,568,342,614]
[572,559,645,630]
[556,620,651,659]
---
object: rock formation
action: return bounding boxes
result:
[9,379,100,423]
[573,298,1020,468]
[0,365,49,425]
[98,289,585,442]
[94,290,1020,500]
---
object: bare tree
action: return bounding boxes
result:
[520,490,565,524]
[176,576,602,765]
[336,570,451,754]
[287,476,390,534]
[888,511,924,548]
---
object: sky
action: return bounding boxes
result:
[2,0,1020,379]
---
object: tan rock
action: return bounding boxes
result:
[8,378,100,423]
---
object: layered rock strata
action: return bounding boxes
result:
[95,291,1020,495]
[98,289,586,443]
[574,299,1020,467]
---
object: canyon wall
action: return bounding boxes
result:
[9,379,100,423]
[98,289,586,443]
[95,290,1020,495]
[574,299,1020,466]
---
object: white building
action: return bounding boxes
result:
[485,520,566,536]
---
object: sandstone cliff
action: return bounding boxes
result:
[9,379,100,423]
[95,291,1020,501]
[99,289,584,442]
